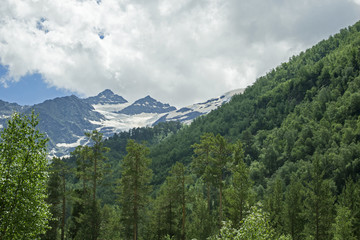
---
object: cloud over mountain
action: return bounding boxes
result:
[0,0,359,106]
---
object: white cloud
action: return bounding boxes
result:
[0,0,359,106]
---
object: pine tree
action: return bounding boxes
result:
[84,130,110,202]
[186,180,216,240]
[191,132,215,212]
[332,205,356,240]
[303,157,335,240]
[119,140,152,240]
[283,174,305,240]
[337,178,360,238]
[266,177,284,235]
[192,133,233,227]
[42,159,62,240]
[43,157,70,240]
[167,162,187,240]
[224,140,253,227]
[70,130,109,240]
[210,134,233,225]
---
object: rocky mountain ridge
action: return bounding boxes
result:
[0,89,244,157]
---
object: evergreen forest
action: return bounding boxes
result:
[2,20,360,240]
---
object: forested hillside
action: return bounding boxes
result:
[41,20,360,240]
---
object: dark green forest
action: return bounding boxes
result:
[2,20,360,239]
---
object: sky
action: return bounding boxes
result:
[0,0,359,107]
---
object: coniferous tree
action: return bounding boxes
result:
[303,157,335,240]
[167,162,187,240]
[337,178,360,238]
[283,174,305,240]
[224,140,253,227]
[191,132,215,212]
[42,159,62,240]
[43,157,70,240]
[70,130,109,240]
[85,130,110,202]
[266,177,285,235]
[210,134,233,225]
[186,180,216,240]
[332,205,356,240]
[119,140,152,240]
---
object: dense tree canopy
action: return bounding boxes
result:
[37,20,360,239]
[0,112,50,239]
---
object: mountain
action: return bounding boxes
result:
[118,95,176,115]
[156,89,245,124]
[39,21,360,240]
[0,100,29,129]
[0,89,242,157]
[84,89,128,105]
[146,20,360,188]
[25,95,105,156]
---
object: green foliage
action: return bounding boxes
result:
[283,175,305,240]
[265,177,284,235]
[337,178,360,238]
[68,130,109,240]
[332,205,356,240]
[209,205,291,240]
[0,112,50,239]
[224,141,253,227]
[42,157,70,240]
[119,140,153,240]
[99,204,121,240]
[186,180,217,240]
[48,20,360,239]
[303,157,335,240]
[42,158,62,240]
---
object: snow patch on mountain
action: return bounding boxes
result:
[89,112,167,134]
[158,88,245,124]
[56,136,87,148]
[0,88,244,158]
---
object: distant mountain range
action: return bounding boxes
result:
[0,89,244,157]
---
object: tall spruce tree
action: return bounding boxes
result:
[84,130,110,202]
[337,178,360,238]
[266,177,285,235]
[167,162,187,240]
[119,140,152,240]
[70,130,109,240]
[332,205,356,240]
[43,157,70,240]
[191,132,215,212]
[42,158,62,240]
[210,134,233,225]
[283,174,305,240]
[303,157,335,240]
[224,140,252,227]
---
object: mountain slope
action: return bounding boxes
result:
[157,89,245,124]
[0,89,241,157]
[84,89,128,105]
[25,95,104,156]
[0,100,28,128]
[147,20,360,187]
[118,95,176,115]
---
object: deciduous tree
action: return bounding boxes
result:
[0,112,50,239]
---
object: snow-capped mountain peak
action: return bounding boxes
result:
[0,88,244,157]
[118,95,176,115]
[84,89,128,105]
